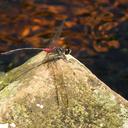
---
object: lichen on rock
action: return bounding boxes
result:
[0,52,128,128]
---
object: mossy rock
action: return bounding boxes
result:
[0,52,128,128]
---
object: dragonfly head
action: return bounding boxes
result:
[54,47,71,55]
[64,48,72,55]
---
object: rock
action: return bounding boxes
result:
[0,51,128,128]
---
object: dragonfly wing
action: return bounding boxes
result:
[49,19,66,48]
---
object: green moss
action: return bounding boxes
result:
[0,86,11,99]
[0,82,18,100]
[0,61,39,91]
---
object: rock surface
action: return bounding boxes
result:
[0,52,128,128]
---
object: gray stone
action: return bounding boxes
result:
[0,52,128,128]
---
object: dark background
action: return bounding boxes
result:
[0,0,128,100]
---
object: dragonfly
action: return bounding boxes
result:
[0,19,71,62]
[0,19,71,108]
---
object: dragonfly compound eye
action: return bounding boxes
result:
[65,48,71,54]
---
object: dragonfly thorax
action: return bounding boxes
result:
[53,47,71,55]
